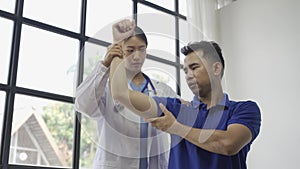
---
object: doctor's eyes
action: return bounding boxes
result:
[125,48,146,54]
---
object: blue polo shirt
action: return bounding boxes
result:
[153,94,261,169]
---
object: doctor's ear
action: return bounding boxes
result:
[213,62,222,77]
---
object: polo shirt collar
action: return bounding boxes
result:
[190,93,229,109]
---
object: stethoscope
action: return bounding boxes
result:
[114,73,157,112]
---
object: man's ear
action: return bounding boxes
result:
[213,62,222,77]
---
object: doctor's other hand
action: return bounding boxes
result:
[103,44,123,67]
[145,103,180,135]
[112,19,135,43]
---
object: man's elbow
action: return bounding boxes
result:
[214,140,242,156]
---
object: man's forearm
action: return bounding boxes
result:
[174,123,251,156]
[109,57,129,100]
[109,57,158,118]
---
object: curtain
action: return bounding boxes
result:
[185,0,219,42]
[217,0,236,9]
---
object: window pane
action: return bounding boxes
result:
[82,42,107,80]
[138,7,176,61]
[0,0,15,13]
[10,94,74,167]
[146,0,174,12]
[179,0,187,16]
[143,59,177,92]
[79,115,98,169]
[86,0,132,40]
[0,18,13,84]
[179,18,191,45]
[0,91,5,152]
[17,25,79,97]
[23,0,81,32]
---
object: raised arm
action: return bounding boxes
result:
[75,19,137,118]
[75,60,109,118]
[109,57,158,118]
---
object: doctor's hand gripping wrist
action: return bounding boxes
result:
[102,44,123,67]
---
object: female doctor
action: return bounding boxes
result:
[75,19,177,169]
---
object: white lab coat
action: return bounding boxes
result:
[75,62,177,169]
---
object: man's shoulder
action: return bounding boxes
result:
[228,99,260,113]
[229,99,259,107]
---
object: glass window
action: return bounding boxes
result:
[23,0,81,32]
[143,59,177,92]
[0,0,15,13]
[146,0,174,12]
[82,42,107,80]
[0,18,13,84]
[138,6,176,61]
[179,18,190,47]
[179,0,187,16]
[0,91,5,152]
[10,94,74,167]
[79,115,98,169]
[17,25,79,97]
[86,0,132,40]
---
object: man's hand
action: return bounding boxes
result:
[112,19,135,43]
[145,103,180,134]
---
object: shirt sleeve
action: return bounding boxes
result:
[75,61,109,119]
[228,101,262,142]
[152,96,168,117]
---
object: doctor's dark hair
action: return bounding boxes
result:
[124,26,148,47]
[181,41,225,77]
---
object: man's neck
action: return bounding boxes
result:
[199,87,224,109]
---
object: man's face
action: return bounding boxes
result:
[122,36,147,74]
[183,50,212,97]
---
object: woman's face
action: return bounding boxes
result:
[122,36,147,74]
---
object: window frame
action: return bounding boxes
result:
[0,0,186,168]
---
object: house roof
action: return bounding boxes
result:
[12,107,68,166]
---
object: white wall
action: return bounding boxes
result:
[218,0,300,168]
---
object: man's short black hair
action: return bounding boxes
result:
[181,41,225,77]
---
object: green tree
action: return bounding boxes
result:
[42,103,98,168]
